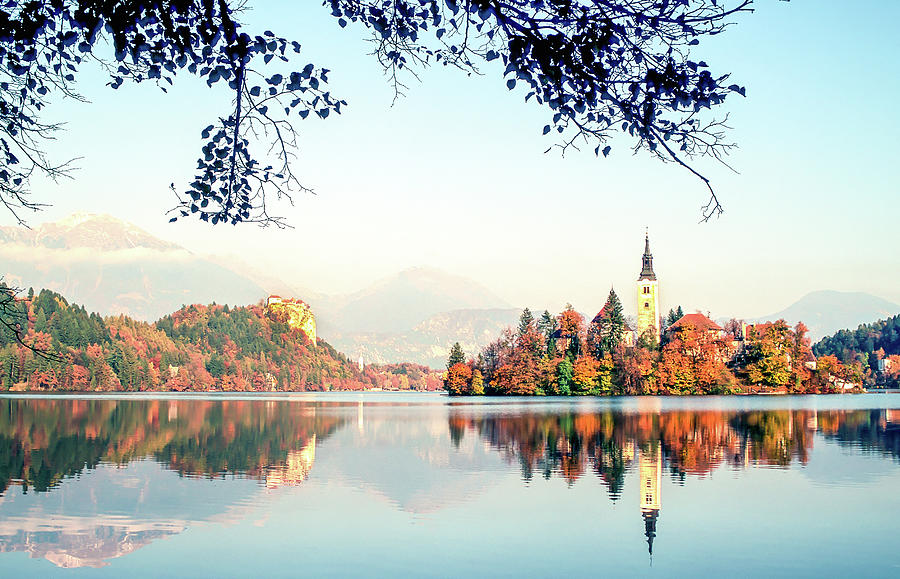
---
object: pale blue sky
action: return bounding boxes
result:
[17,0,900,318]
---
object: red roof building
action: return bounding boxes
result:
[667,313,725,337]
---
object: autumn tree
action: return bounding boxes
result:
[658,323,734,394]
[742,321,793,391]
[615,346,658,395]
[557,304,586,359]
[571,355,614,396]
[445,362,473,396]
[470,369,485,396]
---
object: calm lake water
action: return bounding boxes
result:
[0,393,898,577]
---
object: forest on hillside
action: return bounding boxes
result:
[0,286,442,392]
[813,315,900,387]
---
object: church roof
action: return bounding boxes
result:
[638,233,657,281]
[667,313,724,333]
[591,306,608,325]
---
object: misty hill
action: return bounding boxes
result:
[326,308,523,368]
[0,213,266,321]
[313,267,510,335]
[754,290,900,341]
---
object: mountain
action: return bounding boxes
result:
[0,212,181,251]
[325,307,523,368]
[754,290,900,341]
[0,213,267,321]
[0,213,518,366]
[313,266,510,335]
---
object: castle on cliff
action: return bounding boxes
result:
[266,296,317,344]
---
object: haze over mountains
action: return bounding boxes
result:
[752,290,900,342]
[2,214,897,367]
[0,213,265,322]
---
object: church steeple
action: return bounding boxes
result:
[636,230,660,342]
[639,231,656,281]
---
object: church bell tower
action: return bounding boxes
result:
[636,231,659,342]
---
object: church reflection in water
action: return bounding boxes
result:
[447,404,900,558]
[639,442,661,558]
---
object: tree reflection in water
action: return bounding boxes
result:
[0,398,344,495]
[449,405,900,558]
[0,397,344,568]
[0,397,898,569]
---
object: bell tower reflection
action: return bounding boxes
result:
[639,442,661,559]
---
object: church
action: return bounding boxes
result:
[589,232,660,348]
[636,232,660,343]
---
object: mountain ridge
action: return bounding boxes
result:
[752,290,900,341]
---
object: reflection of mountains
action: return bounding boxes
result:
[328,402,507,514]
[0,398,345,567]
[450,407,900,498]
[0,460,265,568]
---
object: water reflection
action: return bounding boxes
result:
[0,397,342,567]
[0,396,898,572]
[448,403,900,561]
[449,406,900,488]
[0,398,342,494]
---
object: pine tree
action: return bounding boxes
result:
[447,342,466,369]
[34,308,48,333]
[598,289,626,356]
[537,310,558,358]
[666,309,678,327]
[518,308,534,337]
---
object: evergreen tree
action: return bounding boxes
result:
[537,310,558,358]
[518,308,534,337]
[556,358,573,395]
[666,308,678,327]
[599,289,626,355]
[34,308,48,333]
[447,342,466,369]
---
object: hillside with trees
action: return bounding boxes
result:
[445,291,862,396]
[0,286,441,392]
[813,315,900,387]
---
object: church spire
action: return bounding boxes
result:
[639,231,656,281]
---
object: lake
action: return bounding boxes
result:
[0,393,898,577]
